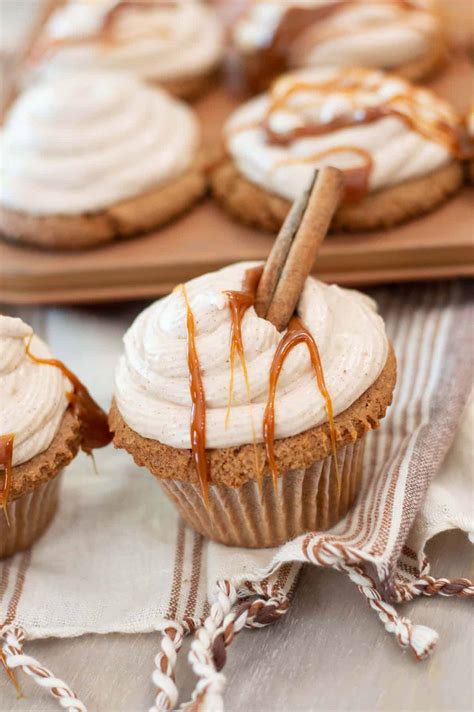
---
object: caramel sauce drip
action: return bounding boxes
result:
[25,340,112,455]
[263,316,339,489]
[264,74,467,159]
[224,266,264,487]
[30,0,175,61]
[276,145,373,202]
[180,285,209,506]
[0,433,15,524]
[179,270,339,498]
[249,69,469,199]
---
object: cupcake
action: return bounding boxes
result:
[0,315,111,558]
[28,0,224,100]
[211,67,466,232]
[233,0,446,91]
[110,260,396,548]
[466,107,474,183]
[0,71,206,250]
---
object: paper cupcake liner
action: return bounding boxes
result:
[159,439,365,548]
[0,473,63,560]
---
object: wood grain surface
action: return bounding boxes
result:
[0,4,473,305]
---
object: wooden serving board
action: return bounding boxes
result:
[0,8,473,305]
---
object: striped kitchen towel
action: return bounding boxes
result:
[1,280,473,712]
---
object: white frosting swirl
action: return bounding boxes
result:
[114,262,388,449]
[234,0,440,70]
[0,72,200,215]
[0,316,69,467]
[224,67,457,201]
[34,0,223,83]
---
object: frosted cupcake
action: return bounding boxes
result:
[212,67,466,232]
[233,0,445,91]
[467,107,474,183]
[110,261,396,548]
[28,0,224,99]
[0,72,206,249]
[0,316,111,558]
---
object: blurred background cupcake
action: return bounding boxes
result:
[0,70,207,249]
[0,315,110,558]
[233,0,446,92]
[27,0,224,99]
[212,66,466,232]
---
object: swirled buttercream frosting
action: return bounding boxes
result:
[0,316,69,467]
[32,0,223,82]
[114,262,389,449]
[234,0,441,71]
[224,67,463,202]
[0,72,201,215]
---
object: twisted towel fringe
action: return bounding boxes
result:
[176,534,471,710]
[150,619,198,712]
[303,538,439,660]
[181,579,290,712]
[393,575,474,603]
[0,625,86,712]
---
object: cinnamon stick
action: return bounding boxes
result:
[254,172,316,319]
[257,166,344,332]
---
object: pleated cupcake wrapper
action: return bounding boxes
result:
[159,439,365,548]
[0,474,63,559]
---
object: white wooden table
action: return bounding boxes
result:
[0,301,472,712]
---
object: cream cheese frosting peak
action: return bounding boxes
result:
[0,72,200,215]
[224,67,460,202]
[114,262,389,449]
[0,316,69,467]
[234,0,440,71]
[32,0,223,83]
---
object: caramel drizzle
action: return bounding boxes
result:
[25,339,112,455]
[264,73,467,159]
[180,285,209,506]
[180,272,339,497]
[263,316,339,490]
[276,145,373,202]
[224,266,264,488]
[0,433,15,524]
[30,0,176,61]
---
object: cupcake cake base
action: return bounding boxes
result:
[0,410,81,559]
[0,160,207,251]
[211,159,463,233]
[110,345,396,548]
